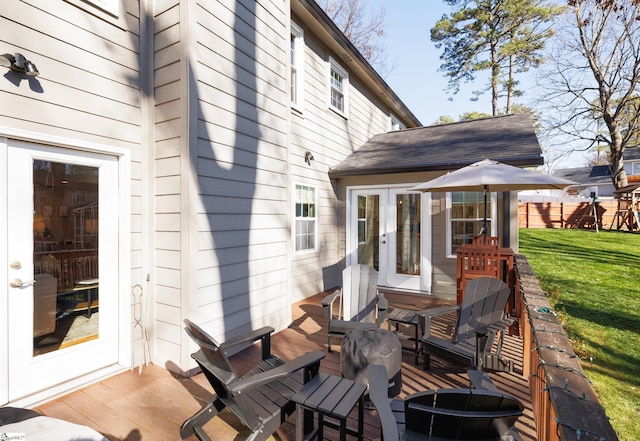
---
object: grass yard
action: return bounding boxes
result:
[519,229,640,441]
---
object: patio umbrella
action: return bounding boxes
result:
[409,159,576,240]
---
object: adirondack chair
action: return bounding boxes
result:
[321,264,388,351]
[180,319,325,441]
[419,277,514,372]
[368,364,523,441]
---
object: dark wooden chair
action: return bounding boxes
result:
[321,264,388,351]
[456,242,502,303]
[419,277,514,372]
[180,319,325,441]
[368,364,524,441]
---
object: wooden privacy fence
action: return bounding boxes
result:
[515,255,618,441]
[518,200,626,230]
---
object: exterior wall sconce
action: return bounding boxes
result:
[304,151,314,165]
[0,53,39,76]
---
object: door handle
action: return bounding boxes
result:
[10,278,36,289]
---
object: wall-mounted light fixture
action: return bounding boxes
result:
[0,53,39,76]
[304,151,314,166]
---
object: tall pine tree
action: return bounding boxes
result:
[431,0,562,115]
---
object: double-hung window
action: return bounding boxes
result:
[290,22,304,110]
[295,184,316,252]
[447,192,493,255]
[329,57,348,116]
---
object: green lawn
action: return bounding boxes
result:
[519,229,640,441]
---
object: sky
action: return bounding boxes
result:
[369,0,494,125]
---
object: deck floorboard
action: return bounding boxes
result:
[35,291,536,440]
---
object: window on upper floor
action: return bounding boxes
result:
[290,22,304,111]
[295,184,317,253]
[328,57,348,117]
[65,0,125,27]
[632,161,640,175]
[447,191,494,256]
[390,115,405,131]
[84,0,118,15]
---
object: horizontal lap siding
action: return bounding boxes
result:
[288,17,395,301]
[153,0,183,363]
[0,2,141,146]
[189,0,290,343]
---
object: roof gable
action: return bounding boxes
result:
[329,113,543,177]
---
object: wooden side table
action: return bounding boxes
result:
[292,373,367,441]
[387,307,420,365]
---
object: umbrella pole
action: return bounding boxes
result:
[482,186,488,244]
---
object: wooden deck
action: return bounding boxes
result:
[35,291,536,441]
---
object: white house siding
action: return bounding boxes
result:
[288,14,408,303]
[151,0,187,366]
[0,1,141,145]
[148,0,293,371]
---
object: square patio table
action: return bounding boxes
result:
[387,307,420,365]
[292,372,367,441]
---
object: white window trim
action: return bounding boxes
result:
[84,0,119,15]
[294,183,318,254]
[290,22,304,113]
[64,0,125,27]
[390,114,405,131]
[328,57,349,118]
[445,191,496,257]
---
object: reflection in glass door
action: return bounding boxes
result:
[357,194,380,271]
[395,193,420,276]
[32,161,99,356]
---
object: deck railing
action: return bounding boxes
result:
[514,254,618,441]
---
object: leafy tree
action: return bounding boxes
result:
[432,106,531,125]
[432,115,456,125]
[318,0,391,75]
[540,0,640,189]
[459,111,493,120]
[431,0,562,115]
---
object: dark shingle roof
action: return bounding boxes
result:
[553,165,612,185]
[624,146,640,160]
[329,113,543,177]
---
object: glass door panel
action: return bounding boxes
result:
[32,161,99,356]
[357,194,380,271]
[395,193,420,276]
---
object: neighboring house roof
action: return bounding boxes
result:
[329,113,543,177]
[552,165,613,186]
[624,146,640,161]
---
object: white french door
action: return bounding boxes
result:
[347,187,431,292]
[6,140,120,401]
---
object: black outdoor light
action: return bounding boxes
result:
[304,150,314,165]
[0,52,39,76]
